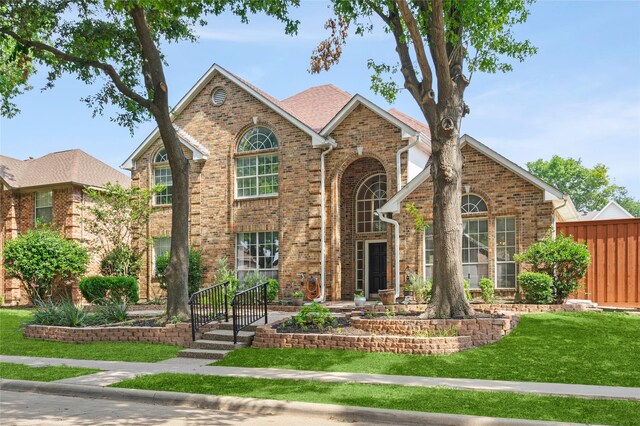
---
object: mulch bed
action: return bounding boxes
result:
[275,317,357,334]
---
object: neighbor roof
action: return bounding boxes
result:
[0,150,130,190]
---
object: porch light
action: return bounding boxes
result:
[464,185,471,194]
[252,116,259,125]
[356,146,364,156]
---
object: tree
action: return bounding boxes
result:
[311,0,537,317]
[527,156,639,216]
[4,226,89,303]
[83,182,159,277]
[1,1,298,318]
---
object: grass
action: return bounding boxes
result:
[217,312,640,387]
[0,309,182,362]
[111,373,640,425]
[0,362,101,381]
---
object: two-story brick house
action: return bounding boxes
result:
[0,149,130,304]
[123,64,579,302]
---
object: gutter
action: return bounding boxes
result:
[315,139,336,303]
[395,134,420,192]
[551,195,569,237]
[378,211,401,299]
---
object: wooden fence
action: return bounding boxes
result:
[558,218,640,307]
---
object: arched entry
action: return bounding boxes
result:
[338,157,389,299]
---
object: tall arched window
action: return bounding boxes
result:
[356,174,387,233]
[236,127,279,198]
[154,148,172,205]
[461,194,488,288]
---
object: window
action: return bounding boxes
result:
[424,226,434,281]
[496,217,517,288]
[153,237,171,274]
[462,218,489,288]
[236,127,279,198]
[356,174,387,233]
[236,231,279,283]
[154,149,172,205]
[355,241,364,291]
[461,194,488,214]
[35,191,53,224]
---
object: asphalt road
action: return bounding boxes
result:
[0,390,381,425]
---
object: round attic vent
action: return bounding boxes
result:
[211,87,227,106]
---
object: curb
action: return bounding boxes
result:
[0,379,589,426]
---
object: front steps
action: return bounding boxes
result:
[177,323,257,360]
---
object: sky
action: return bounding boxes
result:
[1,1,639,198]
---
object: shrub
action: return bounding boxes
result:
[407,273,431,304]
[463,279,473,301]
[515,232,591,303]
[518,272,554,304]
[478,278,495,304]
[79,276,139,304]
[293,302,336,329]
[90,301,128,324]
[242,271,268,288]
[156,248,207,296]
[3,227,89,303]
[266,279,279,302]
[28,300,88,327]
[100,246,141,277]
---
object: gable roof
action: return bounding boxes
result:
[379,134,579,221]
[0,150,129,190]
[586,200,634,220]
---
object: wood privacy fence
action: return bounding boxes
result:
[557,218,640,307]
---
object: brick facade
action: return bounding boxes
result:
[131,70,561,302]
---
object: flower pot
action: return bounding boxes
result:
[291,297,304,306]
[378,289,396,306]
[354,296,366,307]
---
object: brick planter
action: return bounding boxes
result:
[23,322,217,347]
[473,303,587,314]
[253,326,473,355]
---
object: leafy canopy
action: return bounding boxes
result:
[527,156,639,216]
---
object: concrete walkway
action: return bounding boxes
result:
[2,354,639,400]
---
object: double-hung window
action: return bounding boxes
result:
[236,127,279,198]
[153,149,172,205]
[35,191,53,224]
[496,217,517,288]
[236,231,279,283]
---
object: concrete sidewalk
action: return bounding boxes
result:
[2,354,639,400]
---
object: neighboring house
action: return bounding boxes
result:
[578,200,634,221]
[123,64,579,302]
[0,149,130,304]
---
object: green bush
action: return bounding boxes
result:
[292,302,336,329]
[90,301,128,324]
[100,246,141,277]
[156,249,207,296]
[463,279,473,301]
[518,272,554,304]
[478,278,495,304]
[79,276,139,304]
[3,227,89,303]
[266,279,279,301]
[407,273,431,304]
[515,233,591,303]
[27,300,129,327]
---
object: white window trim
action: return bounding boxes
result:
[152,236,171,277]
[34,191,53,223]
[355,173,387,234]
[355,241,365,293]
[364,239,386,298]
[495,216,517,289]
[235,231,279,280]
[153,164,173,206]
[462,217,489,289]
[234,153,279,200]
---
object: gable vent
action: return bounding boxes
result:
[211,87,227,106]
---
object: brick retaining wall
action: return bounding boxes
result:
[23,322,216,347]
[473,303,586,314]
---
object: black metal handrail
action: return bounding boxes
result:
[188,282,229,341]
[231,282,268,344]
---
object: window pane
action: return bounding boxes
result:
[496,217,517,288]
[238,127,278,152]
[153,237,171,267]
[236,232,279,283]
[356,174,387,233]
[35,191,53,224]
[154,167,173,205]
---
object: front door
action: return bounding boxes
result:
[368,242,387,294]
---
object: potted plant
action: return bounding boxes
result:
[378,289,396,306]
[354,291,366,307]
[291,291,304,306]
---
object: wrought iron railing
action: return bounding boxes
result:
[231,282,268,344]
[188,282,229,341]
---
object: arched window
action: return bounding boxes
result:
[236,127,279,198]
[461,194,488,214]
[154,148,172,205]
[356,174,387,233]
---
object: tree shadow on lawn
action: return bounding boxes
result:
[219,312,640,387]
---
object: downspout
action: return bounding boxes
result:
[315,141,335,303]
[396,134,420,192]
[551,196,568,237]
[379,211,401,299]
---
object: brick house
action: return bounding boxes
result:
[0,150,130,304]
[123,64,579,301]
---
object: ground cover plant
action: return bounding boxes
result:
[218,312,640,387]
[110,373,640,425]
[0,362,100,381]
[0,309,181,362]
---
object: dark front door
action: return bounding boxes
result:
[368,242,387,294]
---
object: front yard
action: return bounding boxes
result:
[0,362,101,381]
[0,309,182,362]
[218,312,640,387]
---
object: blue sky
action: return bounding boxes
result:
[1,1,639,198]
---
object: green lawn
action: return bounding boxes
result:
[111,373,640,425]
[217,312,640,387]
[0,362,101,381]
[0,309,182,362]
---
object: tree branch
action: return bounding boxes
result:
[424,0,452,102]
[0,28,152,110]
[395,0,433,93]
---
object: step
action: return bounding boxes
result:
[217,323,258,332]
[192,339,248,351]
[177,348,229,360]
[203,329,254,343]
